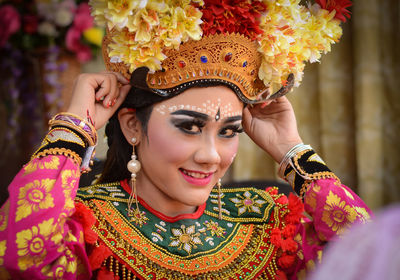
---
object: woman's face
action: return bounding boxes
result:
[136,86,243,215]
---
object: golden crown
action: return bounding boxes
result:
[94,0,351,103]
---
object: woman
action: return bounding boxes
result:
[0,0,370,279]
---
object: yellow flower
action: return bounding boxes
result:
[61,169,79,212]
[322,191,357,235]
[83,27,104,47]
[106,0,147,29]
[89,0,108,26]
[15,179,55,222]
[23,156,60,176]
[16,218,54,270]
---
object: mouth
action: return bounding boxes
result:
[179,168,214,186]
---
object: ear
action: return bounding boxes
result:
[118,108,143,145]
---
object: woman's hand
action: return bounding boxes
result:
[67,72,131,130]
[242,96,302,163]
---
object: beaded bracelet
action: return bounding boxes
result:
[49,112,97,146]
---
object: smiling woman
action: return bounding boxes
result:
[0,0,372,279]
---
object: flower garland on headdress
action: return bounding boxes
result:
[90,0,352,94]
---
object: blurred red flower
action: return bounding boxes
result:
[316,0,353,22]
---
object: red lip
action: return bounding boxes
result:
[179,168,214,186]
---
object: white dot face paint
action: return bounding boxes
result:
[155,97,242,120]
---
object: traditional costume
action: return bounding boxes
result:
[0,0,371,279]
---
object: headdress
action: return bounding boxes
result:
[91,0,352,104]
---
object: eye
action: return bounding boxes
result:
[174,120,205,135]
[219,125,243,138]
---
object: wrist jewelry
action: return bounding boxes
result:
[48,112,98,173]
[278,143,312,179]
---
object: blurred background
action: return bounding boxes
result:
[0,0,399,210]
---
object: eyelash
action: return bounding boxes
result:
[219,125,243,138]
[174,120,243,138]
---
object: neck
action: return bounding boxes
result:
[134,174,198,217]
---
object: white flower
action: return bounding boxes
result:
[55,8,74,27]
[38,22,58,37]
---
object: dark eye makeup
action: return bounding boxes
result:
[170,117,243,138]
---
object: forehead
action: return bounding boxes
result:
[154,86,243,117]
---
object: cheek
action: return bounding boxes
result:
[220,138,239,167]
[146,124,193,164]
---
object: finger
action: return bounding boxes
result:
[103,73,118,108]
[94,75,111,102]
[241,107,253,132]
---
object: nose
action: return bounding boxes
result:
[193,135,221,166]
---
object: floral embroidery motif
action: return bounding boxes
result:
[61,169,80,212]
[0,240,6,265]
[230,191,267,215]
[128,208,149,227]
[23,156,60,176]
[204,220,226,237]
[40,248,77,279]
[0,201,9,232]
[169,225,203,254]
[16,218,55,270]
[15,179,56,222]
[322,191,357,234]
[354,206,371,223]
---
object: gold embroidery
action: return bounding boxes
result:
[61,169,80,212]
[0,201,9,231]
[321,191,357,234]
[23,156,60,176]
[0,240,6,266]
[354,206,371,223]
[15,179,56,222]
[16,218,55,270]
[33,148,82,166]
[229,191,267,215]
[169,225,203,255]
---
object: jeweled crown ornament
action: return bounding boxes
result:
[92,0,352,103]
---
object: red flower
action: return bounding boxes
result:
[0,5,21,47]
[200,0,266,40]
[66,26,92,62]
[316,0,353,22]
[73,3,93,32]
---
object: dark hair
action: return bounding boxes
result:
[97,87,171,183]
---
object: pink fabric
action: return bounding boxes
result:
[289,178,372,279]
[0,155,91,279]
[0,155,372,279]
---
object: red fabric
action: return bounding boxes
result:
[97,267,118,280]
[73,202,98,244]
[89,243,112,270]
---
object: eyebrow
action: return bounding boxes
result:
[170,110,210,121]
[170,109,242,123]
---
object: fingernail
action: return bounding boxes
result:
[260,102,268,109]
[112,99,116,106]
[107,101,112,108]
